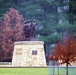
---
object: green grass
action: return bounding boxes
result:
[0,68,49,75]
[0,67,76,75]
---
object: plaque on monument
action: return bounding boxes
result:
[15,48,22,55]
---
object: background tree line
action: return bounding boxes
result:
[0,0,76,61]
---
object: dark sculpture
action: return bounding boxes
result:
[23,19,36,41]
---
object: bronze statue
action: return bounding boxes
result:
[23,19,36,41]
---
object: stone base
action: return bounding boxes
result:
[12,41,46,67]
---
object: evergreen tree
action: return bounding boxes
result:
[68,0,76,24]
[0,0,17,20]
[67,0,76,37]
[0,0,70,55]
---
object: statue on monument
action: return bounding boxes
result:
[23,19,37,41]
[12,19,47,67]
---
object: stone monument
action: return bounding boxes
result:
[12,19,46,67]
[12,41,46,67]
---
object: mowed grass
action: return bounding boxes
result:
[0,68,49,75]
[0,67,76,75]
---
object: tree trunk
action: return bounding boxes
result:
[58,64,59,75]
[53,61,55,75]
[66,63,68,75]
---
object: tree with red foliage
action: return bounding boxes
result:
[0,8,25,61]
[51,35,76,75]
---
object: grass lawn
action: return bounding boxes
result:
[0,68,49,75]
[0,67,76,75]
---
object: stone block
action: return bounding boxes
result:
[12,41,46,67]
